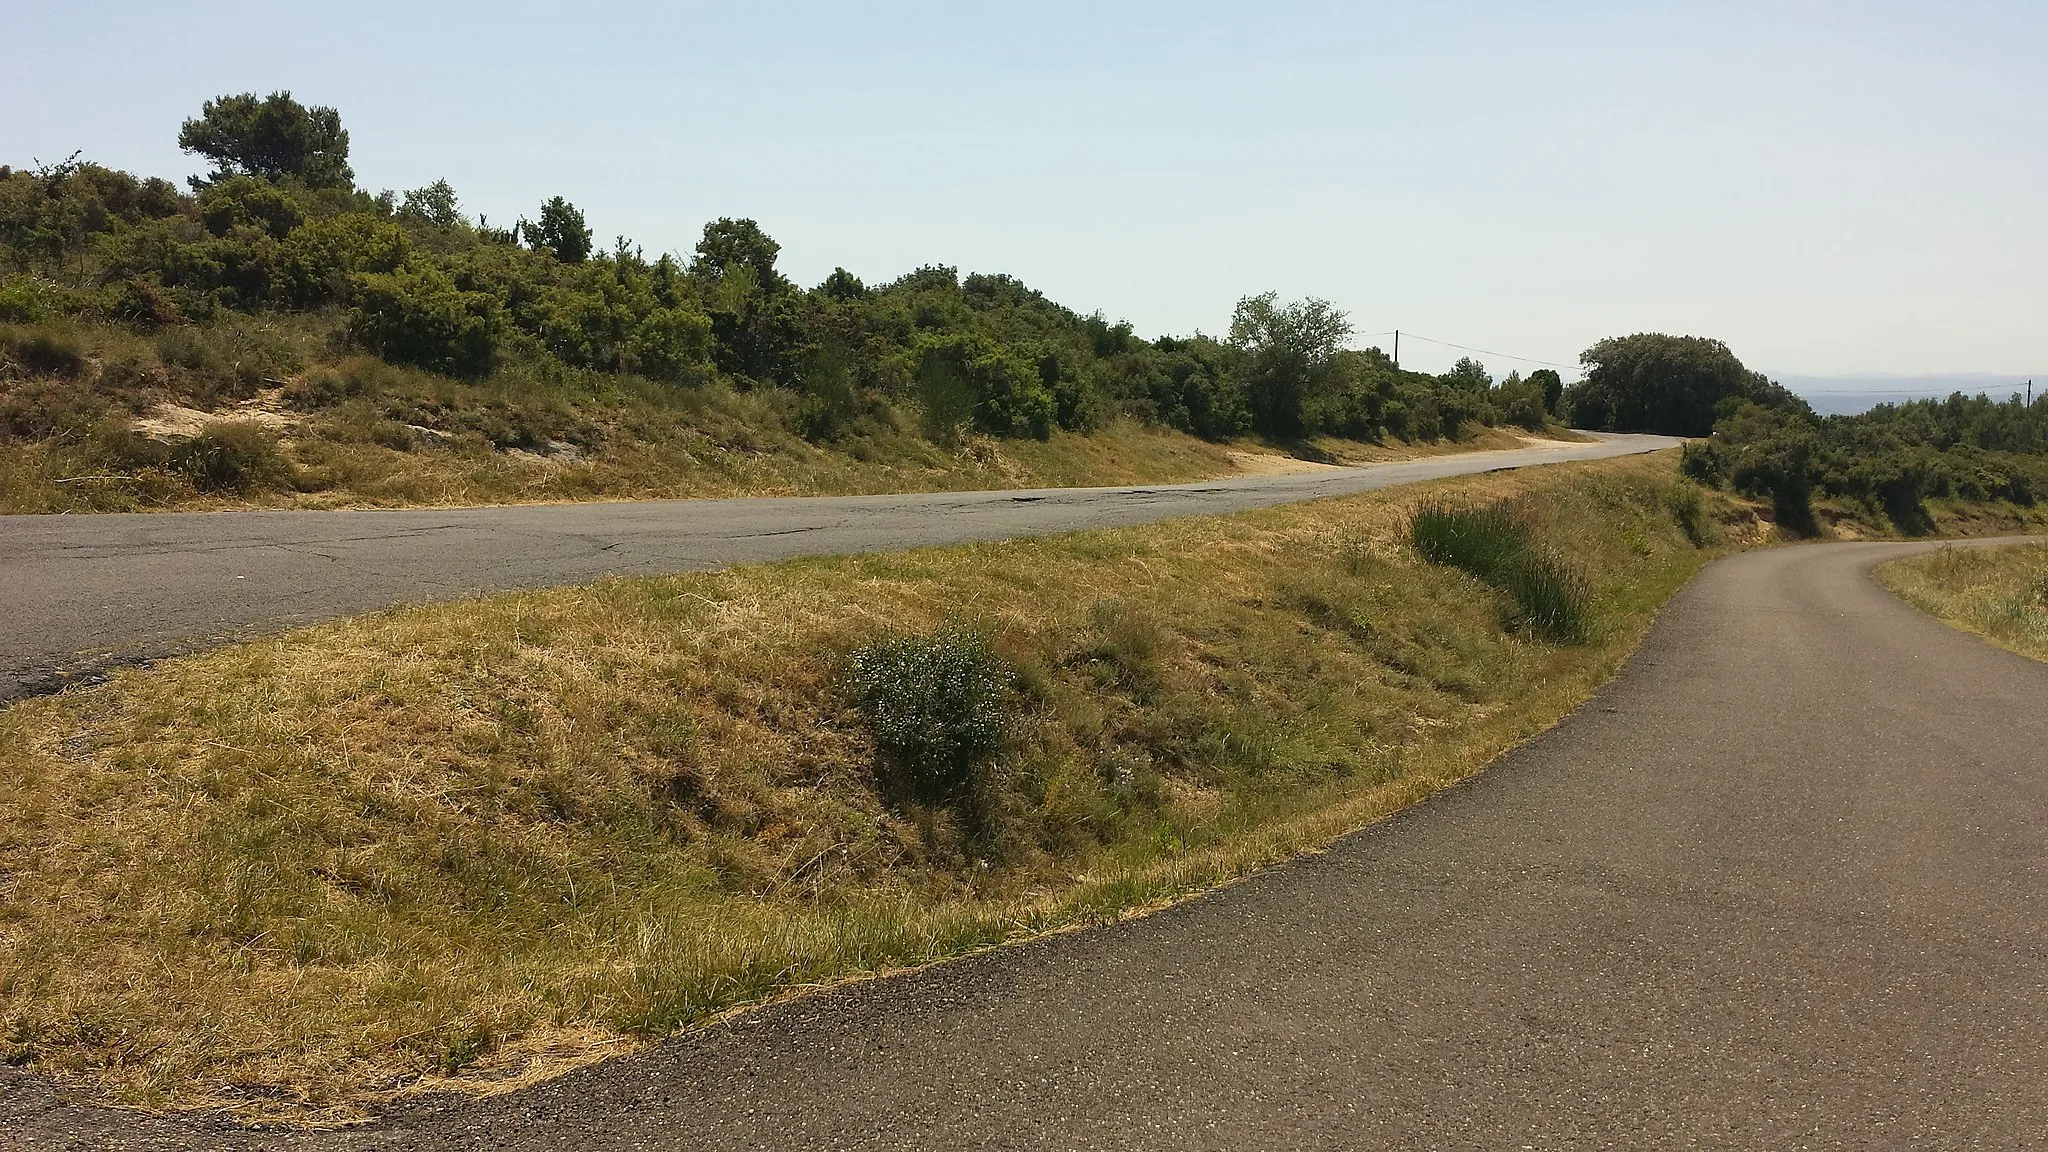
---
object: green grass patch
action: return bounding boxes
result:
[1410,500,1591,643]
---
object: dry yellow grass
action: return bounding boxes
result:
[1877,543,2048,662]
[0,452,1754,1122]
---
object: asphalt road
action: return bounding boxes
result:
[6,538,2046,1149]
[0,434,1671,701]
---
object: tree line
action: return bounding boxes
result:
[1565,332,2048,533]
[0,91,1567,453]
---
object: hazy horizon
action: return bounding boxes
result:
[1774,373,2040,416]
[6,1,2042,379]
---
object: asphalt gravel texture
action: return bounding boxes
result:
[7,458,2047,1149]
[0,434,1669,702]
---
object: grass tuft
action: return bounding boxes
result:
[1409,500,1590,643]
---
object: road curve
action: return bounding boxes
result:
[0,433,1672,701]
[7,539,2047,1149]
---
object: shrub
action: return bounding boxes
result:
[283,362,371,409]
[1393,389,1445,441]
[0,276,58,323]
[107,277,187,327]
[1852,450,1933,536]
[0,376,115,441]
[1411,501,1590,643]
[169,422,290,492]
[286,357,437,412]
[1716,405,1819,536]
[1679,440,1723,485]
[913,334,1054,441]
[155,325,226,375]
[197,175,305,240]
[625,305,713,384]
[1,327,86,378]
[279,215,411,306]
[1667,481,1715,547]
[914,348,977,446]
[347,266,498,379]
[846,627,1013,805]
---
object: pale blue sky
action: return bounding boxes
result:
[4,1,2042,377]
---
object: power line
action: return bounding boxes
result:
[1371,330,1579,371]
[1338,323,1583,376]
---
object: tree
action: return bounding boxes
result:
[1567,333,1805,437]
[692,218,797,382]
[819,267,866,300]
[796,341,862,441]
[1528,368,1565,416]
[1441,356,1491,392]
[1490,369,1549,431]
[691,217,787,290]
[178,92,353,189]
[520,196,592,263]
[1227,293,1352,438]
[399,180,464,229]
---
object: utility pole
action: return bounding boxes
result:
[1394,330,1400,372]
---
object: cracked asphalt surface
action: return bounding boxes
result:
[6,538,2045,1149]
[0,434,1670,701]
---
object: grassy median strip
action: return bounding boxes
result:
[0,453,1749,1122]
[1877,543,2048,662]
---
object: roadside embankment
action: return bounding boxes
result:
[0,322,1563,517]
[1877,542,2048,662]
[1,453,1753,1121]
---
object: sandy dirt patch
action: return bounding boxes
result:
[1226,450,1345,476]
[132,401,299,440]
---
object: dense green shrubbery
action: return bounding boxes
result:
[0,275,57,322]
[846,627,1015,807]
[12,90,2036,534]
[1677,394,2048,535]
[347,265,500,378]
[0,90,1576,480]
[1566,330,2048,535]
[1410,501,1590,643]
